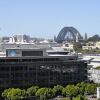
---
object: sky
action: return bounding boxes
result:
[0,0,100,39]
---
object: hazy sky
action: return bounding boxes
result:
[0,0,100,38]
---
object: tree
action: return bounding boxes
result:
[1,88,12,99]
[76,82,86,95]
[62,88,67,96]
[52,85,63,96]
[27,86,39,96]
[73,42,82,52]
[64,85,79,97]
[45,88,54,99]
[7,88,27,100]
[85,83,97,95]
[36,88,53,100]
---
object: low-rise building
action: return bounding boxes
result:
[82,42,96,50]
[82,41,100,50]
[62,42,74,51]
[82,55,100,83]
[95,42,100,49]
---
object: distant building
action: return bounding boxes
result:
[88,68,100,83]
[82,41,100,50]
[95,42,100,49]
[82,42,96,50]
[1,37,9,43]
[82,55,100,83]
[13,35,30,43]
[61,42,74,51]
[0,35,31,44]
[84,33,88,41]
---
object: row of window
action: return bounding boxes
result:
[0,58,61,62]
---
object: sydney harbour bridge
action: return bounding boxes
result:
[55,27,83,43]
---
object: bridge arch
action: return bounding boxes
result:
[56,27,83,43]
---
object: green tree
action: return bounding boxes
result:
[62,88,66,96]
[36,88,53,100]
[1,88,12,99]
[76,82,86,95]
[45,88,54,99]
[27,86,39,96]
[73,42,82,52]
[85,83,97,95]
[64,85,79,97]
[35,88,46,97]
[7,88,27,100]
[52,85,63,96]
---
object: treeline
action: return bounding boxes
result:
[1,82,99,100]
[88,34,100,42]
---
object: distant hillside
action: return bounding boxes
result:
[88,34,100,41]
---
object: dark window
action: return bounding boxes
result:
[48,52,68,55]
[22,51,43,56]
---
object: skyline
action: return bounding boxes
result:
[0,0,100,38]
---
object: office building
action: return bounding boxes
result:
[0,43,87,88]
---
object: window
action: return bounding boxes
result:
[22,51,43,56]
